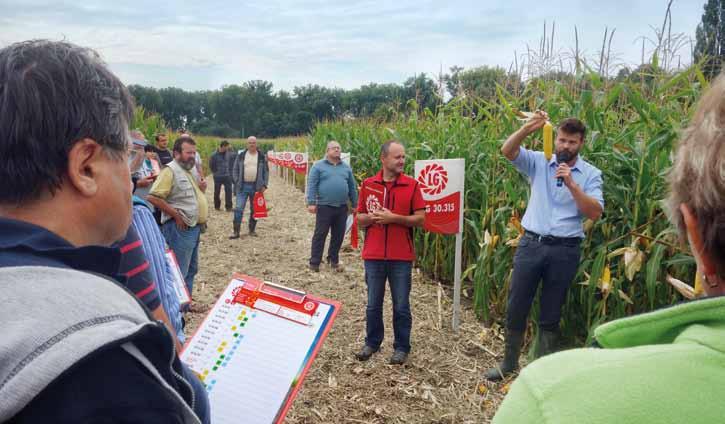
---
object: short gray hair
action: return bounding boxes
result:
[667,74,725,278]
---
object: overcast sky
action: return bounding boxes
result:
[0,0,704,92]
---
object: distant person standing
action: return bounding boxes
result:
[128,132,157,206]
[355,140,425,365]
[148,137,209,295]
[209,140,234,211]
[306,141,358,272]
[154,133,173,166]
[230,136,269,239]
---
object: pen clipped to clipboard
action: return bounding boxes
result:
[229,278,319,325]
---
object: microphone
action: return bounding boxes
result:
[556,151,572,187]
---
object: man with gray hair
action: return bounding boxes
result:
[306,141,358,272]
[230,136,269,238]
[0,40,203,423]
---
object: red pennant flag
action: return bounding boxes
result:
[351,212,359,249]
[253,192,268,219]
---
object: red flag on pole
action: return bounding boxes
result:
[253,192,268,219]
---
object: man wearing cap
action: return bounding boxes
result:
[129,130,156,203]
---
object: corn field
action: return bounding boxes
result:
[307,63,707,344]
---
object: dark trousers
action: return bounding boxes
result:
[506,234,581,332]
[364,260,413,353]
[309,205,348,266]
[213,176,232,210]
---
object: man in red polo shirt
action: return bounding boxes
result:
[355,140,425,365]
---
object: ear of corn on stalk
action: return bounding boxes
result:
[694,271,704,297]
[543,121,553,161]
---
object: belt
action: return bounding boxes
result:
[524,230,581,245]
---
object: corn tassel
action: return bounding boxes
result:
[543,121,553,161]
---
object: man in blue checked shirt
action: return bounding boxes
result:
[485,111,604,381]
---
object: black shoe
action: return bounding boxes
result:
[229,222,241,239]
[483,329,524,381]
[331,263,345,273]
[355,345,378,361]
[309,264,320,272]
[249,231,258,237]
[534,329,559,359]
[389,350,408,365]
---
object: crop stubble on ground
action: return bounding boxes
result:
[186,172,508,423]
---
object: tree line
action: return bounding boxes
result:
[129,1,725,139]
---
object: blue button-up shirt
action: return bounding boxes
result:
[511,146,604,238]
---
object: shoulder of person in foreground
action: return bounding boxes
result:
[1,266,198,424]
[492,338,725,424]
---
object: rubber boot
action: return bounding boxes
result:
[229,221,241,239]
[484,329,524,381]
[534,329,559,359]
[248,218,258,236]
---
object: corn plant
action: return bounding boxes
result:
[307,63,705,343]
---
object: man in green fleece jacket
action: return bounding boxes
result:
[306,140,358,272]
[493,74,725,423]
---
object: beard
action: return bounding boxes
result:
[178,157,195,170]
[556,146,580,162]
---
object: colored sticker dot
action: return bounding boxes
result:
[220,355,226,359]
[243,317,249,322]
[231,326,237,330]
[203,370,209,375]
[234,333,239,337]
[216,360,222,365]
[217,348,223,352]
[212,366,218,371]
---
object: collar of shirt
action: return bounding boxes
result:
[0,217,122,277]
[371,170,410,186]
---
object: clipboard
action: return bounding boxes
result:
[180,274,340,424]
[165,249,192,308]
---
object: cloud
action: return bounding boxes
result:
[0,0,703,91]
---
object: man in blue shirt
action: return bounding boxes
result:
[306,141,358,272]
[484,111,604,381]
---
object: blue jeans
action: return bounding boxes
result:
[233,182,257,229]
[161,221,201,294]
[364,260,413,353]
[181,362,210,424]
[506,234,581,332]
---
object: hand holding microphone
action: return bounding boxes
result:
[555,151,573,187]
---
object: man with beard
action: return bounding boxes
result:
[148,137,209,295]
[484,113,604,381]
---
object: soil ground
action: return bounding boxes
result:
[186,171,511,423]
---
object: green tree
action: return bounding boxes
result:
[694,0,725,78]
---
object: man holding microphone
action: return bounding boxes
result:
[485,111,604,381]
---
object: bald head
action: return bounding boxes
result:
[247,136,257,153]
